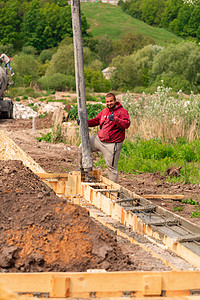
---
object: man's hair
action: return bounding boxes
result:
[105,93,116,100]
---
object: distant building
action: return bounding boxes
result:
[102,67,116,79]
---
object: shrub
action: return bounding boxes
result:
[39,49,53,63]
[12,53,39,87]
[84,68,110,92]
[38,73,75,91]
[22,46,37,56]
[68,103,105,120]
[0,44,14,56]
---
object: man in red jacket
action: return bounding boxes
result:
[81,92,130,182]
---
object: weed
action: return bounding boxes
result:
[22,95,28,100]
[172,206,184,212]
[38,113,49,119]
[191,211,200,218]
[36,132,52,143]
[182,198,199,206]
[14,97,21,102]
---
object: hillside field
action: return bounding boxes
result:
[81,2,183,45]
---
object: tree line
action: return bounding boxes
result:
[0,0,90,51]
[1,0,200,94]
[119,0,200,42]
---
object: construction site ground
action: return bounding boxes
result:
[0,115,200,275]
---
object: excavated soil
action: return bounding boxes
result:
[0,160,171,273]
[0,115,200,273]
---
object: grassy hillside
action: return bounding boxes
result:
[81,2,183,46]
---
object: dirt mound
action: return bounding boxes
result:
[0,160,134,273]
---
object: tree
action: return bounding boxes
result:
[110,55,140,91]
[22,0,46,50]
[151,42,200,92]
[21,0,90,50]
[161,0,183,29]
[111,33,155,58]
[132,45,163,87]
[141,0,166,26]
[84,68,110,92]
[95,35,113,66]
[12,53,39,86]
[0,0,21,46]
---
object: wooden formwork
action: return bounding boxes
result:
[37,170,200,269]
[1,170,198,299]
[0,271,200,298]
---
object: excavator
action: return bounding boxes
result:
[0,59,13,119]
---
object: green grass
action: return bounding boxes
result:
[94,138,200,184]
[81,2,183,46]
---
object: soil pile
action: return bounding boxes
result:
[0,160,134,273]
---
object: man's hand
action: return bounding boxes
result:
[77,118,80,125]
[108,112,114,121]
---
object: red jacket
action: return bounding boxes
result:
[88,102,130,143]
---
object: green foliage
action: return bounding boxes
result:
[22,46,37,55]
[0,0,21,46]
[11,87,42,98]
[38,113,49,119]
[112,33,155,59]
[91,138,200,184]
[172,206,184,212]
[122,84,200,140]
[36,125,66,143]
[36,132,52,143]
[84,68,110,92]
[39,49,53,63]
[21,0,90,51]
[45,44,75,77]
[95,35,113,65]
[12,53,39,87]
[110,55,139,91]
[141,0,166,26]
[68,103,104,120]
[182,198,200,205]
[0,44,14,57]
[151,42,200,92]
[191,211,200,218]
[38,73,75,91]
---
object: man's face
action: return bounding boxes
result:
[105,96,116,110]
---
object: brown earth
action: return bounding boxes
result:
[0,115,199,273]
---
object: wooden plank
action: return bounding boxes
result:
[141,194,185,200]
[143,275,162,296]
[36,173,68,179]
[0,271,199,297]
[50,276,70,297]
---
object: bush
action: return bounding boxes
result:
[68,103,105,120]
[39,49,53,64]
[12,53,39,87]
[0,44,14,56]
[22,46,37,56]
[38,73,75,91]
[84,68,111,92]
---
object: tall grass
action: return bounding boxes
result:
[121,84,200,142]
